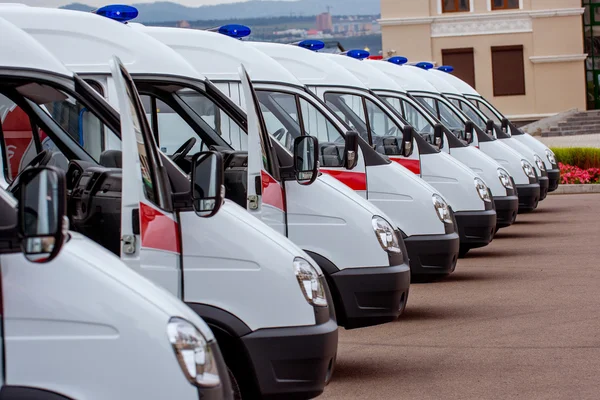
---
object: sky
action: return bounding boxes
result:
[0,0,245,7]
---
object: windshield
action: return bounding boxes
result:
[472,98,502,124]
[382,96,434,135]
[452,97,487,128]
[415,95,464,130]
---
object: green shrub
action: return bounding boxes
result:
[551,147,600,169]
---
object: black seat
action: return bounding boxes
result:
[320,143,343,167]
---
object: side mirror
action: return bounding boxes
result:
[464,121,475,144]
[401,126,414,157]
[501,118,510,133]
[18,166,67,263]
[293,135,319,185]
[344,131,359,170]
[191,151,225,218]
[433,124,444,149]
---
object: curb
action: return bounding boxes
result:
[549,184,600,194]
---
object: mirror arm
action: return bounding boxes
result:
[171,191,193,210]
[279,165,296,181]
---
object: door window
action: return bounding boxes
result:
[473,99,502,124]
[141,95,202,156]
[364,98,403,140]
[324,93,369,140]
[457,99,487,128]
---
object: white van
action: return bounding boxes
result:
[422,67,550,201]
[0,8,339,399]
[430,68,560,193]
[251,43,497,257]
[0,17,232,400]
[137,26,461,278]
[382,62,542,213]
[365,58,519,229]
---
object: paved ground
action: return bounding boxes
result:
[323,194,600,400]
[537,134,600,148]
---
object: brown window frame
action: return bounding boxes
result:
[442,0,470,13]
[441,47,476,89]
[491,45,526,97]
[491,0,520,10]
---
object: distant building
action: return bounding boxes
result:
[316,12,333,32]
[176,20,190,29]
[379,0,586,121]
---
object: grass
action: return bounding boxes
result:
[551,147,600,169]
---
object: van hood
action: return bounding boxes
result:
[65,232,215,340]
[317,173,396,225]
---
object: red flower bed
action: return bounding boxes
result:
[559,162,600,184]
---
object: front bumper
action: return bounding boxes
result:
[494,195,519,229]
[328,259,410,330]
[547,168,560,192]
[199,342,235,400]
[539,176,549,201]
[516,183,541,213]
[454,209,497,250]
[404,232,459,277]
[242,318,338,400]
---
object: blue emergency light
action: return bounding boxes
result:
[297,40,325,51]
[94,5,138,23]
[387,56,408,65]
[415,62,434,70]
[345,49,370,60]
[217,24,251,39]
[437,65,455,73]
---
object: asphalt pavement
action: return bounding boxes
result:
[322,194,600,400]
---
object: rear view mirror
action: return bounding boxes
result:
[401,126,414,157]
[433,124,444,149]
[191,151,224,218]
[18,166,67,263]
[501,118,510,133]
[464,121,475,144]
[344,131,359,170]
[293,135,319,185]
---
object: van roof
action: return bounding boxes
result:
[249,42,368,90]
[321,53,404,92]
[429,69,480,96]
[401,64,462,95]
[365,60,439,93]
[134,26,303,86]
[0,6,203,79]
[0,16,72,78]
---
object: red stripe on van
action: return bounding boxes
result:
[261,170,286,212]
[140,202,181,254]
[390,157,421,175]
[320,169,367,191]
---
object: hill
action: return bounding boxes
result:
[61,0,380,22]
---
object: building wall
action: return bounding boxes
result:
[380,0,586,120]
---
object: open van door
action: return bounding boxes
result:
[109,56,183,297]
[239,65,286,235]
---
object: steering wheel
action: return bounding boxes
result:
[387,126,399,136]
[7,150,53,196]
[273,128,287,141]
[171,138,197,164]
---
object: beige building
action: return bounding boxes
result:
[379,0,586,121]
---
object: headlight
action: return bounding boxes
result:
[521,160,536,178]
[293,257,328,307]
[431,194,453,224]
[497,168,513,189]
[371,216,402,254]
[474,177,492,203]
[167,318,220,388]
[534,155,546,172]
[545,149,556,166]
